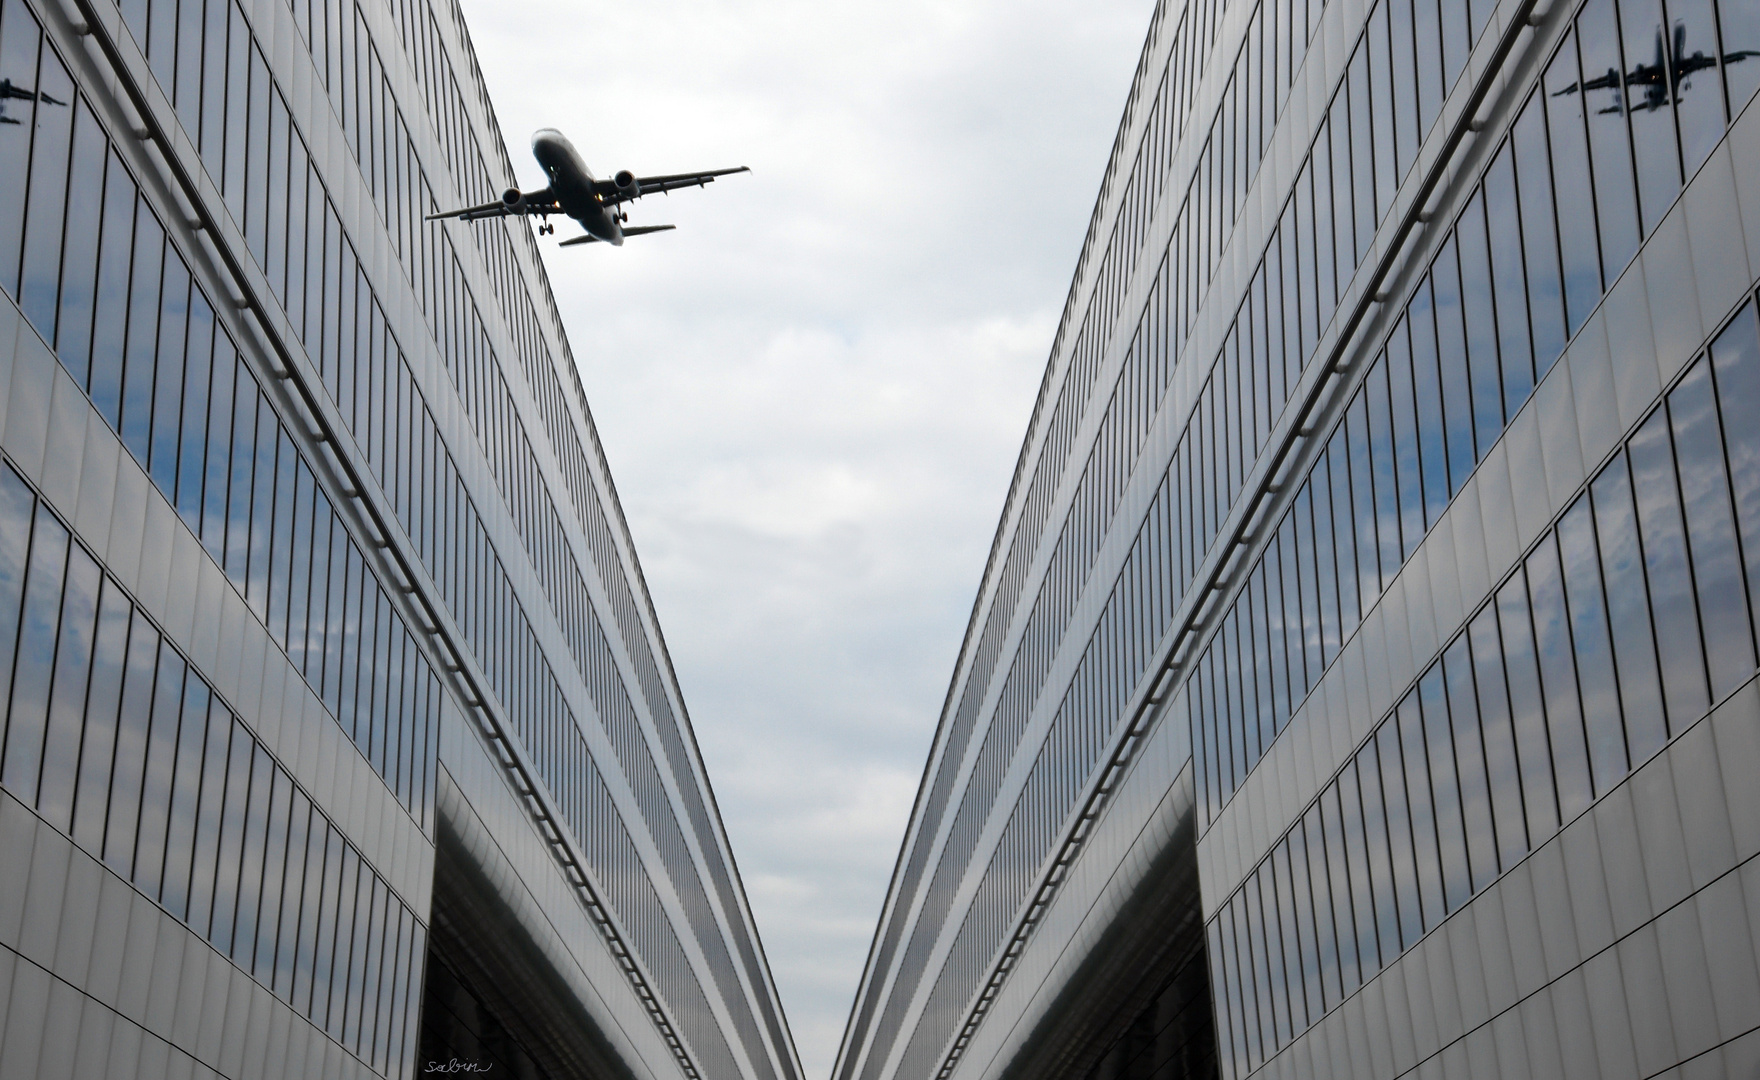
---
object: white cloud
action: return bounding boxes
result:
[449,0,1156,1075]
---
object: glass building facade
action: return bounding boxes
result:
[0,0,800,1074]
[837,1,1760,1079]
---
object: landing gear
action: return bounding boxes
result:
[538,222,554,235]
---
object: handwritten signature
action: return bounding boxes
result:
[424,1060,494,1073]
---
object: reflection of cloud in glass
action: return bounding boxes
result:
[0,77,65,125]
[1553,21,1760,115]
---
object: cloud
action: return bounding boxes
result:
[448,0,1156,1075]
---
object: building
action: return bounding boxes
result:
[836,1,1760,1079]
[0,0,800,1075]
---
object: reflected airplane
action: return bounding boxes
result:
[0,77,65,124]
[1552,22,1757,113]
[426,128,748,247]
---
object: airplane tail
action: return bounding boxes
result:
[559,224,676,247]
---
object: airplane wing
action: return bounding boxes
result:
[426,188,560,222]
[425,198,514,222]
[558,224,676,246]
[594,167,749,205]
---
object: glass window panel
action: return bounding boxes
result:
[1627,407,1710,742]
[1297,167,1319,358]
[88,150,136,427]
[1556,496,1630,794]
[1310,464,1342,667]
[316,833,353,1033]
[1668,0,1726,173]
[208,716,253,950]
[0,471,29,729]
[294,822,333,1016]
[1319,787,1361,994]
[1354,746,1400,972]
[1667,357,1755,697]
[230,742,273,962]
[1264,536,1292,725]
[199,0,226,175]
[172,0,202,132]
[1722,0,1760,110]
[267,430,296,647]
[1619,0,1683,233]
[1218,904,1250,1075]
[225,370,257,581]
[246,399,278,614]
[244,48,269,262]
[1578,0,1644,281]
[131,642,186,901]
[1456,192,1506,457]
[1388,0,1419,178]
[1347,392,1383,609]
[1588,454,1669,755]
[1316,121,1341,324]
[187,698,230,938]
[1484,143,1536,414]
[1386,320,1426,560]
[1511,91,1568,376]
[1394,689,1444,933]
[1443,635,1499,891]
[119,204,164,464]
[150,259,190,496]
[56,98,106,384]
[1246,872,1282,1057]
[1413,0,1443,137]
[160,677,210,922]
[1418,663,1472,913]
[221,2,246,225]
[1468,604,1529,869]
[1525,535,1596,818]
[3,504,69,806]
[1272,838,1309,1031]
[1431,238,1478,492]
[1301,802,1341,1009]
[1286,815,1325,1017]
[1325,435,1359,637]
[1496,569,1561,843]
[72,577,130,852]
[144,0,173,86]
[101,611,156,877]
[339,847,371,1043]
[36,543,99,833]
[372,902,405,1070]
[276,789,311,997]
[1293,486,1323,683]
[176,292,214,531]
[0,0,42,295]
[255,766,293,981]
[1376,723,1423,950]
[1442,0,1471,87]
[1350,55,1376,262]
[1368,5,1397,221]
[1408,279,1452,526]
[1366,357,1404,589]
[1710,305,1760,619]
[17,39,72,337]
[266,92,288,299]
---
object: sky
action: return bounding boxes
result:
[448,0,1157,1075]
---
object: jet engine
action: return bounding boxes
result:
[613,170,641,199]
[502,187,525,208]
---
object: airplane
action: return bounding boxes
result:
[0,77,66,125]
[1551,22,1757,114]
[426,128,748,247]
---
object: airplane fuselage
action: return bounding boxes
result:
[532,128,625,245]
